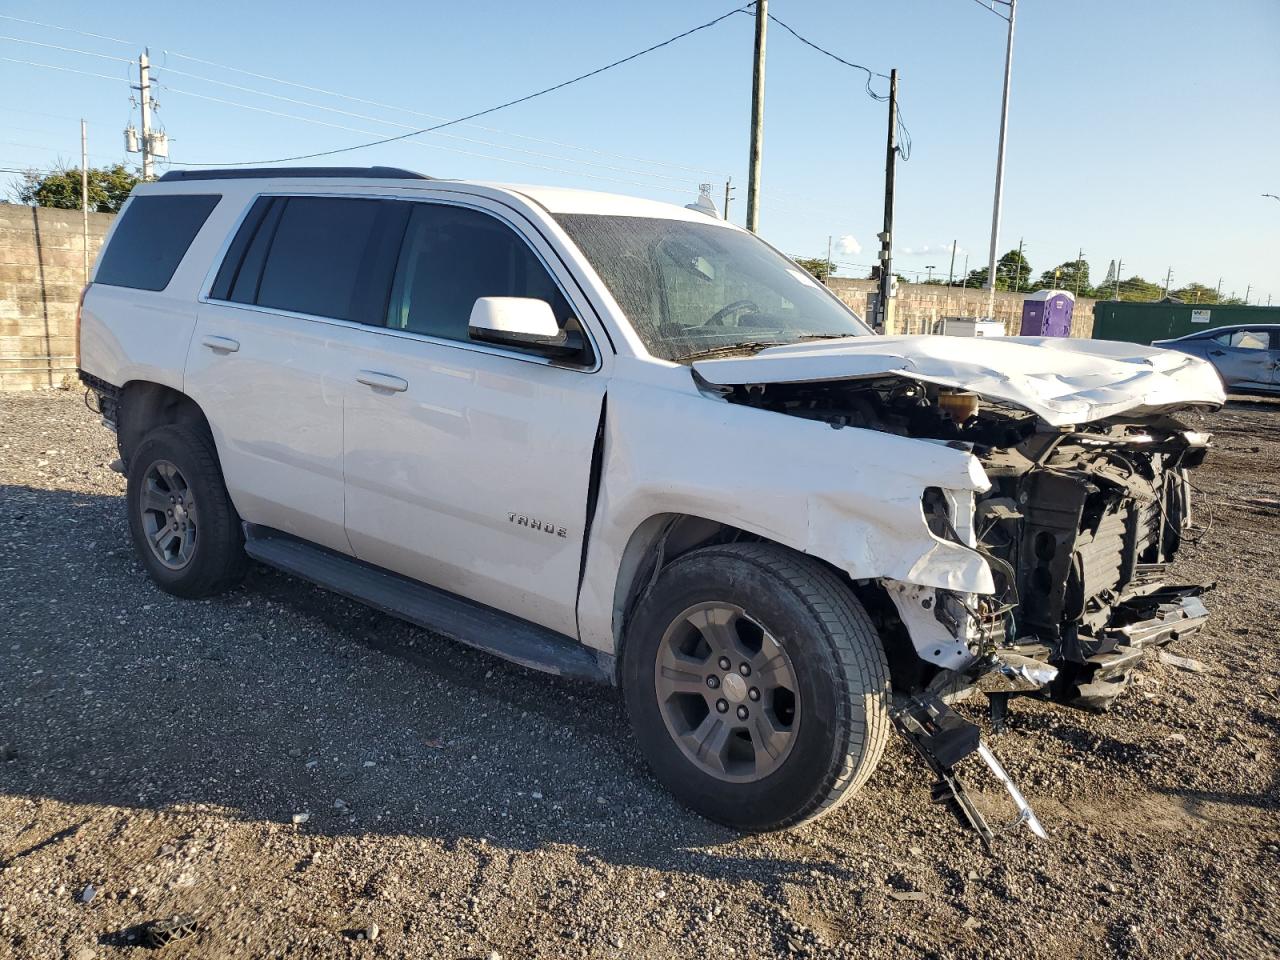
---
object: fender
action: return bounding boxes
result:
[575,373,995,655]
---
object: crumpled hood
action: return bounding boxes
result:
[692,335,1226,426]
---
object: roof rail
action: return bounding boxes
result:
[156,166,431,182]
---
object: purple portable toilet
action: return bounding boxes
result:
[1020,289,1075,337]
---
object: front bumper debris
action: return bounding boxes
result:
[893,589,1211,847]
[891,692,1047,850]
[1046,587,1210,711]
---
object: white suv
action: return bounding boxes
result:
[79,167,1224,832]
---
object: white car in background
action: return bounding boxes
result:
[78,167,1224,834]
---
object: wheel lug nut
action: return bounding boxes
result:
[717,656,731,671]
[716,699,729,714]
[739,663,751,677]
[748,687,760,701]
[706,675,720,689]
[736,705,749,720]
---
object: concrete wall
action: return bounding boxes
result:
[0,205,114,391]
[826,277,1097,339]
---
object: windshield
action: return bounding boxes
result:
[555,214,872,361]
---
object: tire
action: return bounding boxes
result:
[125,423,247,598]
[621,542,891,831]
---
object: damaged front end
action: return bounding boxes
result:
[703,358,1220,844]
[969,418,1211,711]
[710,372,1215,713]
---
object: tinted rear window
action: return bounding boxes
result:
[253,197,396,323]
[95,194,220,291]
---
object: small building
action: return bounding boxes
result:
[1019,289,1075,337]
[932,317,1006,337]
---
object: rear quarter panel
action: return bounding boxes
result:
[78,187,248,390]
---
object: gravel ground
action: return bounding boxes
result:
[1,389,1278,960]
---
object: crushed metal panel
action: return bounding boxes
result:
[693,334,1225,426]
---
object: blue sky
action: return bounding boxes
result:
[3,0,1277,303]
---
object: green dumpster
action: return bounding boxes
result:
[1091,301,1280,345]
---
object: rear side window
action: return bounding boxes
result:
[211,196,408,325]
[1214,329,1271,350]
[95,194,220,291]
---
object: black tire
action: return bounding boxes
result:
[126,423,247,598]
[622,542,891,831]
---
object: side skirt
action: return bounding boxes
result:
[242,524,611,684]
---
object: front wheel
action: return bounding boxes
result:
[621,542,891,831]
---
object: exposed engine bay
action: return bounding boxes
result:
[720,375,1213,712]
[716,374,1216,845]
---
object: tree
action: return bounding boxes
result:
[1170,282,1219,304]
[962,248,1031,291]
[792,256,836,282]
[13,163,140,213]
[1033,259,1091,296]
[1114,276,1164,302]
[1099,259,1118,294]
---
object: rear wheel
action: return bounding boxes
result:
[126,424,247,598]
[622,542,891,831]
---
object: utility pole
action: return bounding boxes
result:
[137,50,154,180]
[1244,283,1251,304]
[1073,247,1085,298]
[961,253,969,288]
[1162,267,1173,299]
[1115,258,1123,300]
[947,239,957,287]
[984,0,1017,317]
[1013,237,1025,291]
[876,68,899,332]
[723,177,734,222]
[925,264,936,283]
[825,236,833,286]
[745,0,767,234]
[1215,277,1222,301]
[80,119,89,284]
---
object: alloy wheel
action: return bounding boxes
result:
[653,602,800,783]
[138,459,198,570]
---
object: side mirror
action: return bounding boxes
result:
[467,297,585,358]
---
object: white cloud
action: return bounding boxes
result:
[900,242,964,258]
[835,235,862,256]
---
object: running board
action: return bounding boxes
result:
[242,525,611,684]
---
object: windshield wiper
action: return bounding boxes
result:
[678,341,788,362]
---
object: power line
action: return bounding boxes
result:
[0,14,134,46]
[151,68,705,186]
[159,49,720,178]
[155,84,695,194]
[0,55,131,85]
[0,34,133,63]
[765,12,889,96]
[763,11,910,158]
[169,4,754,167]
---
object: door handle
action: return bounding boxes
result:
[356,370,409,393]
[1208,350,1224,357]
[201,335,240,353]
